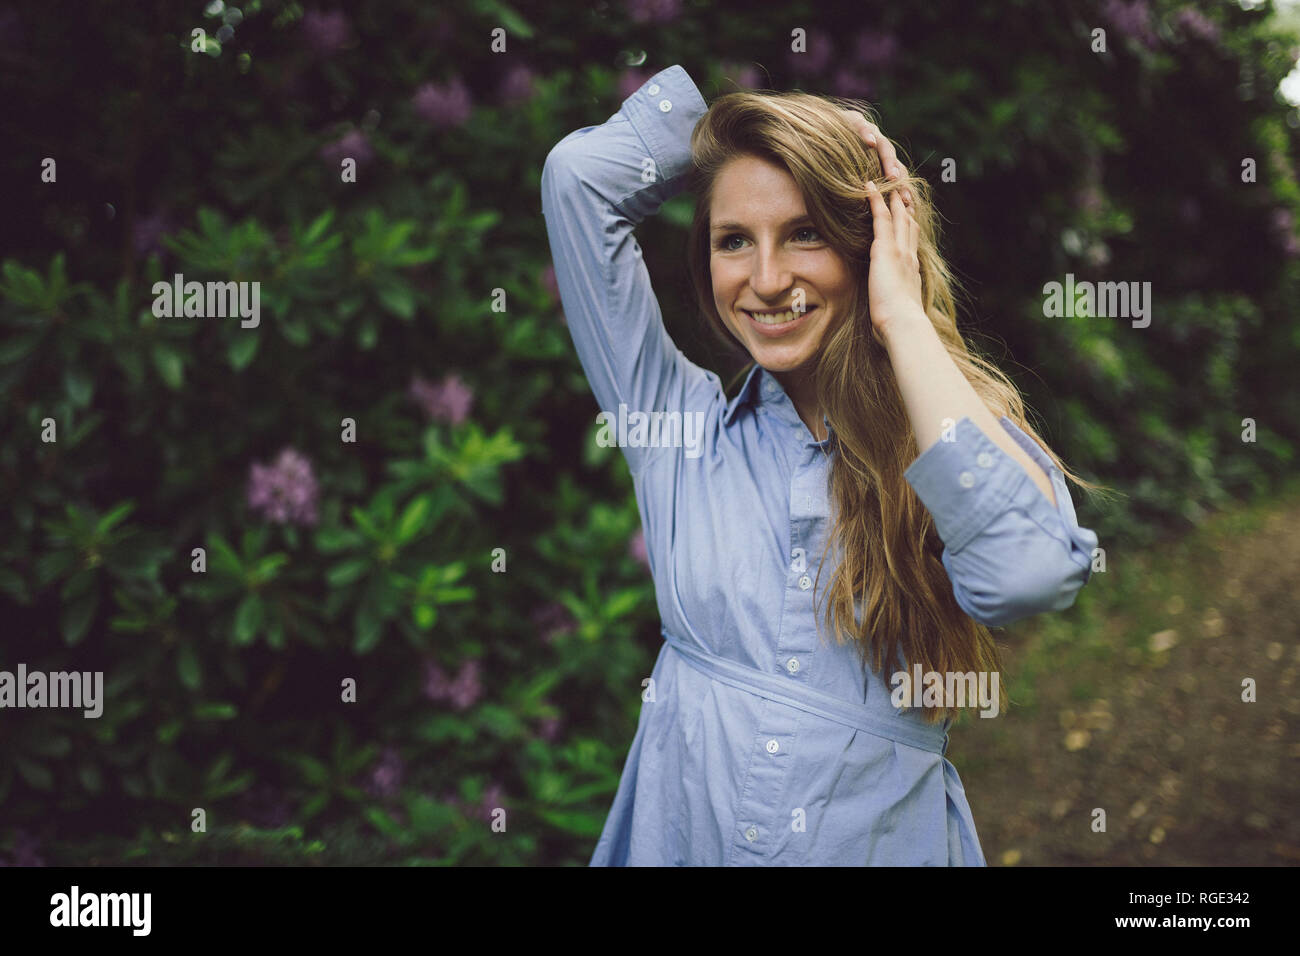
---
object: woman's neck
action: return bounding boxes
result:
[773,367,828,442]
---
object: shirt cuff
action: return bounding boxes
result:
[620,65,708,187]
[903,415,1096,565]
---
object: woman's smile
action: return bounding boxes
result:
[742,305,818,336]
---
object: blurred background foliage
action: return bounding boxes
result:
[0,0,1297,864]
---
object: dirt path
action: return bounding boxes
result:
[952,489,1300,865]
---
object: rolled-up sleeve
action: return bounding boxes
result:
[539,65,715,476]
[903,416,1099,627]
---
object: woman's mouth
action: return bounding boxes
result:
[743,306,817,336]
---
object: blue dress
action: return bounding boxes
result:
[540,64,1099,866]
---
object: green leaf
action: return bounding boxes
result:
[377,282,417,320]
[302,209,335,245]
[407,793,457,834]
[95,500,136,534]
[365,806,407,839]
[177,641,202,690]
[62,590,98,644]
[353,602,383,654]
[64,367,94,407]
[394,495,430,544]
[293,755,331,785]
[193,702,238,720]
[300,793,331,820]
[413,602,436,630]
[228,332,260,370]
[315,526,365,552]
[535,807,606,837]
[15,757,54,791]
[234,592,264,643]
[151,342,184,390]
[603,587,643,620]
[327,557,370,587]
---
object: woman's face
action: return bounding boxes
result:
[709,154,856,377]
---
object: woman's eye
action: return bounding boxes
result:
[715,228,820,252]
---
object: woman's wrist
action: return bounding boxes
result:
[878,305,935,354]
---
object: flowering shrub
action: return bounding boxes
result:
[0,0,1297,865]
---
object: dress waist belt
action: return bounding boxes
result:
[661,627,949,756]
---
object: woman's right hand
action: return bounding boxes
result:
[836,110,913,206]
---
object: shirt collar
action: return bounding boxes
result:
[722,362,764,426]
[723,363,835,448]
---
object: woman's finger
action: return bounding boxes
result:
[843,111,904,181]
[890,188,909,247]
[909,209,920,267]
[865,180,890,240]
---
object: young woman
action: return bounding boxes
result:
[540,64,1100,866]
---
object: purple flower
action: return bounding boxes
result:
[132,209,173,257]
[409,373,474,425]
[498,65,537,106]
[625,0,681,24]
[300,9,352,56]
[1174,7,1219,43]
[412,77,473,128]
[541,263,559,304]
[628,527,649,569]
[247,447,320,527]
[1271,208,1300,258]
[365,746,404,800]
[734,65,762,90]
[479,782,505,820]
[531,602,577,645]
[448,660,482,710]
[831,68,873,99]
[1102,0,1159,49]
[423,659,483,710]
[319,128,373,168]
[854,31,899,70]
[787,28,834,75]
[422,660,453,701]
[0,829,43,867]
[537,713,562,742]
[618,68,653,101]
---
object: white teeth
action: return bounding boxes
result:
[746,309,809,325]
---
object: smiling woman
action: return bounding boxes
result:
[540,64,1103,866]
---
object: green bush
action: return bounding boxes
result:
[0,0,1297,864]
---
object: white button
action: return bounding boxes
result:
[786,657,800,674]
[647,84,660,95]
[798,575,812,590]
[959,471,975,488]
[745,826,758,842]
[659,99,672,112]
[977,452,993,468]
[765,739,780,754]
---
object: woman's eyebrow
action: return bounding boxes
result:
[710,214,814,233]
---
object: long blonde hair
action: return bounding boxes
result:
[684,88,1108,724]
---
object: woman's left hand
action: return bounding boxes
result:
[863,179,926,345]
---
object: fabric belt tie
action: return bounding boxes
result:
[661,627,950,756]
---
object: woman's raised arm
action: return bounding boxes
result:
[540,65,716,476]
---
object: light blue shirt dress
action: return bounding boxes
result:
[540,64,1100,866]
